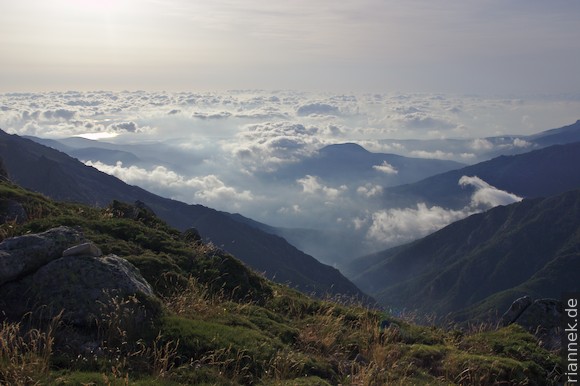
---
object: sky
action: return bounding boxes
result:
[1,0,579,93]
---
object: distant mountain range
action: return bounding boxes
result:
[0,129,370,301]
[344,189,580,321]
[264,142,465,187]
[383,141,580,210]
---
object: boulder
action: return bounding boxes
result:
[501,296,562,351]
[0,253,160,326]
[515,298,562,351]
[63,242,102,257]
[0,157,8,180]
[0,227,161,354]
[0,226,83,286]
[500,295,532,326]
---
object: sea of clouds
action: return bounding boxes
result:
[1,90,578,262]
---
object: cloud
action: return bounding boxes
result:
[372,161,398,174]
[357,184,383,198]
[43,109,76,120]
[296,175,347,199]
[84,161,253,207]
[193,111,232,120]
[470,138,494,151]
[109,121,138,132]
[513,138,532,148]
[226,121,324,172]
[394,112,456,131]
[459,175,523,207]
[296,102,340,117]
[409,150,455,160]
[365,175,523,246]
[366,203,468,244]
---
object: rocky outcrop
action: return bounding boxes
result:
[501,297,562,351]
[0,253,159,326]
[0,156,8,181]
[0,226,83,286]
[500,295,533,326]
[0,227,160,333]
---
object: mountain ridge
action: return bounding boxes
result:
[0,129,370,301]
[344,189,580,320]
[383,141,580,210]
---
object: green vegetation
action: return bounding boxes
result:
[0,180,563,384]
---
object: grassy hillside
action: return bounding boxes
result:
[0,180,563,385]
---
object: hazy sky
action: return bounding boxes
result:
[1,0,579,93]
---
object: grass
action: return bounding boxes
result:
[0,179,566,385]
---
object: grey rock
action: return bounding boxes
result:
[63,242,102,257]
[0,157,8,180]
[501,297,562,351]
[0,226,83,286]
[0,253,159,327]
[515,298,562,351]
[500,295,532,326]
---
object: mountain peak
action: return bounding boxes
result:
[319,142,370,155]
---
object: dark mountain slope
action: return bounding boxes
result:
[384,141,580,209]
[0,129,369,300]
[526,119,580,147]
[345,189,580,320]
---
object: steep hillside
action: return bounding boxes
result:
[0,179,563,385]
[0,129,367,300]
[345,189,580,320]
[383,141,580,209]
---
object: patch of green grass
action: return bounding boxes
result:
[159,315,282,381]
[49,370,182,385]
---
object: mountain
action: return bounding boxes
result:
[383,141,580,210]
[522,119,580,147]
[267,142,465,186]
[0,129,369,300]
[26,135,193,173]
[344,189,580,320]
[0,179,560,385]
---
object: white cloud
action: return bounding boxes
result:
[470,138,494,151]
[513,138,532,148]
[297,175,347,199]
[409,150,455,160]
[278,204,302,215]
[372,161,398,174]
[357,184,383,198]
[459,175,523,207]
[84,161,253,206]
[226,121,324,172]
[367,203,468,245]
[193,111,232,120]
[365,175,523,246]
